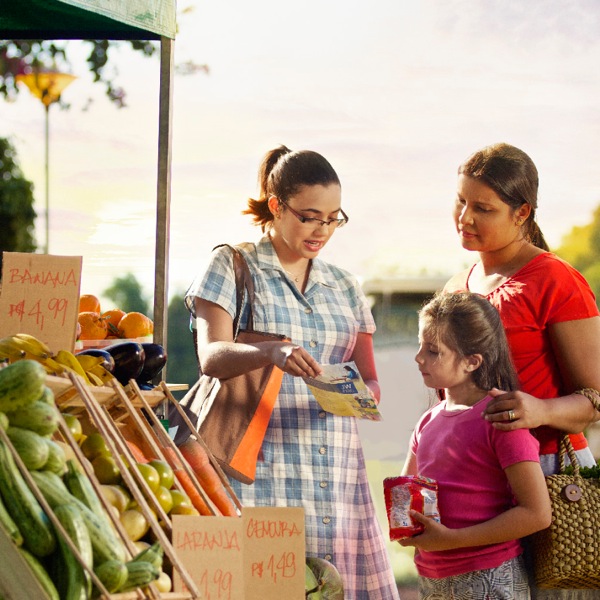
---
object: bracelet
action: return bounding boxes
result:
[575,387,600,412]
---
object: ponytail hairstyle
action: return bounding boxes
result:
[419,292,520,396]
[459,143,549,251]
[243,145,341,231]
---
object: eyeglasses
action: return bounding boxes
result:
[282,201,349,228]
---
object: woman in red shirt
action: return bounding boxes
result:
[444,142,600,599]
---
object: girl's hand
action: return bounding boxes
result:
[398,511,457,552]
[271,342,321,378]
[483,388,545,430]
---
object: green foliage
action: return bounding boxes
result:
[0,137,37,274]
[102,273,149,315]
[166,292,198,398]
[554,223,592,272]
[554,204,600,306]
[0,40,157,108]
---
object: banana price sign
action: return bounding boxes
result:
[0,252,82,354]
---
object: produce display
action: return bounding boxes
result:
[0,360,168,596]
[77,294,154,342]
[0,332,167,390]
[0,291,346,598]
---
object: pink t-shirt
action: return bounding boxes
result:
[410,395,540,578]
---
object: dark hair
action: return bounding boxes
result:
[419,292,520,393]
[244,145,341,231]
[459,143,549,251]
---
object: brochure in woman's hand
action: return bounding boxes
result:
[303,361,383,421]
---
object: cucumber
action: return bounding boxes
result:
[31,470,127,565]
[0,360,46,413]
[0,440,56,557]
[6,401,59,437]
[19,547,60,600]
[6,427,50,470]
[53,503,93,600]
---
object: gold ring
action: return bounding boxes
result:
[508,410,516,422]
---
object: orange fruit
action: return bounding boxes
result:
[118,312,154,339]
[101,308,126,337]
[79,294,101,313]
[78,311,108,340]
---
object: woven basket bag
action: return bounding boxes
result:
[530,389,600,589]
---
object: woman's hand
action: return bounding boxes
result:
[483,388,546,430]
[398,511,457,552]
[269,342,322,378]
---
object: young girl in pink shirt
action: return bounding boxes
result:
[401,292,551,599]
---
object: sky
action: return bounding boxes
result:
[2,0,600,306]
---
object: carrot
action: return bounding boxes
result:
[125,439,151,463]
[179,439,239,517]
[163,447,214,516]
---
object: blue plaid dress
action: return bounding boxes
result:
[185,236,399,600]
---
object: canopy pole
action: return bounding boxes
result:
[153,35,174,392]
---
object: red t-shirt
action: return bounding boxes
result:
[445,253,599,454]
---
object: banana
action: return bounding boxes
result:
[40,356,66,375]
[54,350,92,385]
[12,333,52,358]
[73,354,104,372]
[0,338,27,362]
[85,371,104,386]
[86,364,117,387]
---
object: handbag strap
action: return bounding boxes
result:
[214,244,256,337]
[558,387,600,474]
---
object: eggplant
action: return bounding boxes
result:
[105,341,145,385]
[137,343,168,383]
[75,348,116,373]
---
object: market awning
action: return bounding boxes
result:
[0,0,176,40]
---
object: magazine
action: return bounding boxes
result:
[303,361,382,421]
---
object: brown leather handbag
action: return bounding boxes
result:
[169,245,288,484]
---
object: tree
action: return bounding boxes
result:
[0,137,37,274]
[103,273,150,315]
[1,40,157,108]
[555,204,600,306]
[1,38,208,109]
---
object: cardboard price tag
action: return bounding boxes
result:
[172,506,305,600]
[0,252,82,354]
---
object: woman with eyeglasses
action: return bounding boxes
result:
[185,145,400,599]
[444,142,600,599]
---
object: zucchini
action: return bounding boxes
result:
[43,438,67,475]
[19,547,60,600]
[6,401,59,437]
[0,359,46,413]
[64,459,110,525]
[0,440,56,557]
[118,560,161,593]
[53,503,93,600]
[31,470,127,565]
[6,427,50,470]
[0,489,23,546]
[131,541,164,569]
[94,559,129,594]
